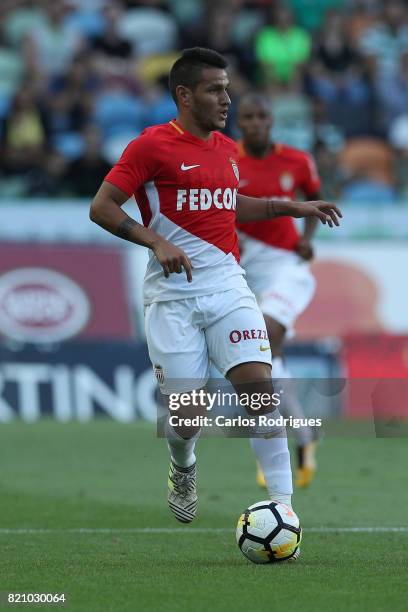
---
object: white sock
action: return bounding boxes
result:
[273,357,312,446]
[165,419,199,468]
[250,435,293,507]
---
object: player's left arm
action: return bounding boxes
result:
[236,194,342,228]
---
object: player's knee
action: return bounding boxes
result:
[227,360,272,384]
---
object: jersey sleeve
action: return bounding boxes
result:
[299,153,321,197]
[104,132,160,197]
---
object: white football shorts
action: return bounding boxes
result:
[243,248,316,336]
[144,286,272,394]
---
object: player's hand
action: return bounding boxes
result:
[152,238,193,282]
[294,201,342,227]
[296,238,314,261]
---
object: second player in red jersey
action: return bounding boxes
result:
[236,93,322,489]
[236,141,321,251]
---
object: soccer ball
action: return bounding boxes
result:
[236,500,302,564]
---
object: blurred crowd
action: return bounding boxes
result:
[2,0,408,203]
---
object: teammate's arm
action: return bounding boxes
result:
[236,194,342,228]
[90,181,193,282]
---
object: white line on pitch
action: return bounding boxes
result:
[0,527,407,535]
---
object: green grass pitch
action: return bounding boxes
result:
[0,421,407,611]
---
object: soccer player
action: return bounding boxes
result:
[89,48,340,526]
[236,93,322,488]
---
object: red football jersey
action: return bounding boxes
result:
[236,142,321,251]
[105,120,247,303]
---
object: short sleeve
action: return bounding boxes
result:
[104,132,160,197]
[300,153,321,196]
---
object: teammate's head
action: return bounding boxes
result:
[237,93,273,155]
[169,47,230,131]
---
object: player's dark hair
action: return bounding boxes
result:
[169,47,228,105]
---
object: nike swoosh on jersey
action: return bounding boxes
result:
[260,344,271,352]
[181,163,200,171]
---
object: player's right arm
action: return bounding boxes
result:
[90,182,192,282]
[89,136,193,282]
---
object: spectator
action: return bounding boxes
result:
[346,0,379,49]
[359,0,408,78]
[255,4,311,84]
[24,0,84,79]
[314,11,360,73]
[48,55,100,137]
[266,79,315,151]
[0,23,25,101]
[307,11,374,136]
[1,84,49,176]
[141,79,177,127]
[26,150,68,197]
[92,3,132,59]
[93,83,146,138]
[375,51,408,133]
[118,3,178,57]
[64,2,105,39]
[3,0,46,48]
[62,125,111,197]
[231,4,264,58]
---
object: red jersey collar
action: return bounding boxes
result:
[168,119,215,146]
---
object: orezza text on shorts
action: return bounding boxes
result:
[229,329,268,343]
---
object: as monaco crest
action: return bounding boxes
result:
[230,158,240,181]
[280,172,294,192]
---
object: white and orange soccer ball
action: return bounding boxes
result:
[236,501,302,564]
